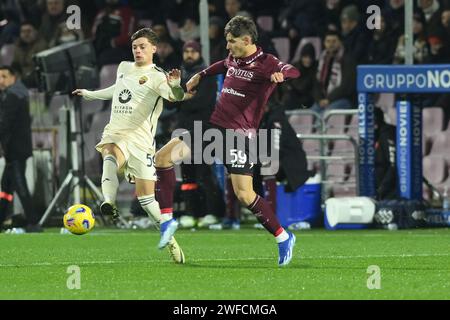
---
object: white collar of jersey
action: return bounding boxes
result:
[134,63,155,69]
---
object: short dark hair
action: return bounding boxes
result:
[21,20,38,29]
[324,29,342,40]
[131,28,159,45]
[0,65,16,76]
[224,15,258,43]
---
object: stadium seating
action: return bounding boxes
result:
[429,131,450,161]
[99,64,119,88]
[0,44,15,66]
[288,113,315,133]
[83,110,110,177]
[376,93,395,111]
[323,114,348,134]
[328,139,356,157]
[326,163,348,183]
[81,99,105,131]
[301,139,321,154]
[290,37,321,63]
[422,107,444,138]
[138,19,152,28]
[346,114,359,138]
[423,155,447,185]
[166,19,180,40]
[437,166,450,193]
[256,16,273,32]
[272,37,290,63]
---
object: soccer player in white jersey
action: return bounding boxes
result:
[72,28,187,263]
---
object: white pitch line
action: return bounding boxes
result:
[1,253,449,268]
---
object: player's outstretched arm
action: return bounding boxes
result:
[167,69,187,101]
[71,85,115,101]
[186,73,201,93]
[269,56,300,83]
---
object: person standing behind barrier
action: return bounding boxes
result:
[374,107,397,200]
[0,66,41,233]
[166,40,225,225]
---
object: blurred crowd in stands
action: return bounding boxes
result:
[1,0,449,119]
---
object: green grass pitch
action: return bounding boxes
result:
[0,228,449,299]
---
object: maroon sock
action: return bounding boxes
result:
[248,195,283,236]
[156,167,176,214]
[263,176,277,213]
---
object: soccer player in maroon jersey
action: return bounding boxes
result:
[155,16,300,266]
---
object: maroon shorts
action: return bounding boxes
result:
[176,122,257,176]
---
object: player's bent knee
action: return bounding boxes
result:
[155,138,185,168]
[101,144,125,168]
[155,150,172,168]
[135,179,156,196]
[235,190,254,206]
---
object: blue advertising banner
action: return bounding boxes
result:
[358,93,376,197]
[396,101,422,199]
[358,65,450,93]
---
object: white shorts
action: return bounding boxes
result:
[96,135,156,183]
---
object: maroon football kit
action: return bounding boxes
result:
[202,47,300,133]
[157,47,300,239]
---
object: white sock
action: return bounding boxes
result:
[138,194,161,228]
[275,229,289,243]
[102,155,119,204]
[160,213,173,223]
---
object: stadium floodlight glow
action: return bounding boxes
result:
[357,64,450,200]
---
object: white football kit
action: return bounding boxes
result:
[82,61,183,182]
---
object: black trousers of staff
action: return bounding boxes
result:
[0,159,38,226]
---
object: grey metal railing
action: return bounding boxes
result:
[286,109,360,201]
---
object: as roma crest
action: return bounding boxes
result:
[139,76,148,85]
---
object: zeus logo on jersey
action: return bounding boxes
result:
[226,67,254,80]
[118,89,132,103]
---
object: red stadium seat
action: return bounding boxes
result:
[437,166,450,195]
[83,110,110,177]
[256,16,273,32]
[138,19,152,28]
[324,114,347,134]
[376,93,395,111]
[288,114,315,133]
[99,64,119,89]
[423,155,447,185]
[272,37,290,63]
[326,163,348,183]
[329,139,356,157]
[423,107,444,138]
[429,131,450,161]
[346,114,359,140]
[0,44,15,66]
[301,139,321,154]
[166,19,180,40]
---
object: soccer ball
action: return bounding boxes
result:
[63,204,95,235]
